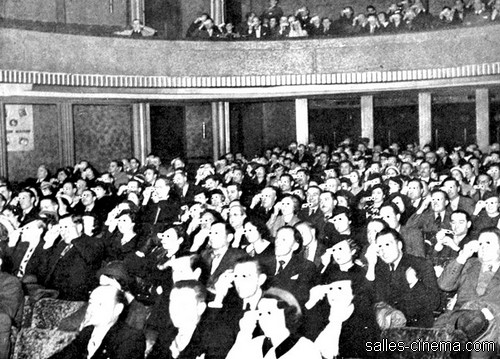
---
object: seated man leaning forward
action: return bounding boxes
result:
[366,228,440,328]
[436,227,500,358]
[50,285,145,359]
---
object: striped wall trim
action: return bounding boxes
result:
[1,63,500,88]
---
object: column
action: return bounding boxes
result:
[295,98,309,145]
[211,0,225,25]
[130,0,145,24]
[360,95,374,148]
[476,88,490,152]
[418,92,432,148]
[132,103,151,165]
[0,102,7,178]
[58,103,74,167]
[211,101,230,159]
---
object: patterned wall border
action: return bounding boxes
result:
[1,62,500,88]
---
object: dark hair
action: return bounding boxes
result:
[376,227,405,245]
[262,288,302,333]
[243,216,271,239]
[451,209,471,222]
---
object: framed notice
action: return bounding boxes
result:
[5,104,34,152]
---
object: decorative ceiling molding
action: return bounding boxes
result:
[1,62,499,89]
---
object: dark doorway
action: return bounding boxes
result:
[374,105,419,148]
[490,102,500,144]
[150,105,185,163]
[226,0,243,26]
[309,108,361,148]
[432,103,476,148]
[144,0,182,39]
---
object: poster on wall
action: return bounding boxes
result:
[5,104,34,152]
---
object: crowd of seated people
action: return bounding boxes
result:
[2,138,500,357]
[186,0,500,40]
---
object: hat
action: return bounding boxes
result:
[367,173,383,182]
[97,261,134,292]
[385,166,400,175]
[331,206,351,219]
[482,191,498,201]
[322,223,350,247]
[450,166,465,178]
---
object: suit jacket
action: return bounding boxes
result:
[175,183,201,207]
[374,254,440,327]
[50,321,145,359]
[299,241,326,268]
[455,196,475,216]
[400,225,425,258]
[248,25,270,39]
[6,240,48,281]
[202,247,246,290]
[0,271,23,327]
[438,257,500,317]
[139,196,181,229]
[405,207,453,254]
[265,254,319,305]
[297,207,324,231]
[44,235,104,301]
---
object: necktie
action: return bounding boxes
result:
[435,214,442,226]
[60,243,73,258]
[277,260,285,275]
[262,337,273,357]
[154,207,161,224]
[390,263,395,272]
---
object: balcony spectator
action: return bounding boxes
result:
[220,22,241,39]
[333,6,356,35]
[248,16,270,39]
[267,16,281,38]
[320,17,335,36]
[262,0,284,21]
[186,13,210,38]
[465,0,491,25]
[378,12,391,31]
[238,12,257,38]
[114,19,156,38]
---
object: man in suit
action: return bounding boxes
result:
[249,186,277,223]
[264,225,319,306]
[367,228,440,328]
[50,285,145,359]
[201,222,245,292]
[405,189,453,255]
[437,227,500,356]
[6,216,48,284]
[173,170,200,207]
[0,249,23,359]
[298,186,323,230]
[442,177,475,215]
[380,203,425,258]
[43,214,104,301]
[140,177,181,231]
[205,257,267,358]
[17,188,39,226]
[295,221,326,268]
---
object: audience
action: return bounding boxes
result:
[4,138,500,358]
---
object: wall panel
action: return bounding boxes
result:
[73,104,133,173]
